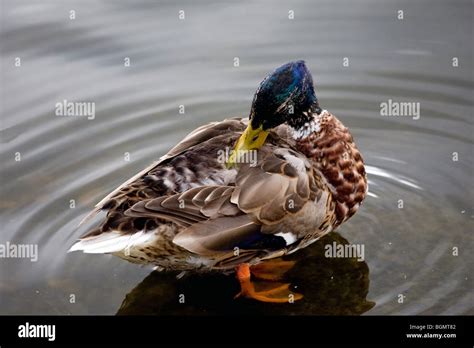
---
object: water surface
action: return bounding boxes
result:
[0,0,473,315]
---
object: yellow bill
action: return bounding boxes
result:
[226,124,268,168]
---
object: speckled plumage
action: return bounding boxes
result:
[69,61,368,274]
[71,112,367,271]
[294,109,368,224]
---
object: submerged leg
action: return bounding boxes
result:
[250,259,297,280]
[234,263,303,303]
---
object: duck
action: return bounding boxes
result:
[69,61,368,303]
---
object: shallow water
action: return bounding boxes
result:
[0,0,472,315]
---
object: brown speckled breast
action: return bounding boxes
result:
[295,111,367,225]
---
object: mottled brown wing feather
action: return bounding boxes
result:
[231,145,316,227]
[124,185,238,223]
[79,118,247,230]
[163,118,245,160]
[173,216,259,256]
[121,145,322,257]
[124,185,259,255]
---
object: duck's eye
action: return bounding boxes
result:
[252,135,259,142]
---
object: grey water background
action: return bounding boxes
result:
[0,0,472,315]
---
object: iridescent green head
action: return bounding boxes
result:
[250,60,319,130]
[227,61,319,167]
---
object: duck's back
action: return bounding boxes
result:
[78,118,246,238]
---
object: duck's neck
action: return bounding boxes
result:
[292,107,368,224]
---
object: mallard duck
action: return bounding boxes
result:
[70,61,368,303]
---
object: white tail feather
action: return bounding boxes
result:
[68,231,153,254]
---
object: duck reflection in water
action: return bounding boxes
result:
[117,232,375,315]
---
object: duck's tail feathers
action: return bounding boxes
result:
[68,230,152,254]
[77,207,101,227]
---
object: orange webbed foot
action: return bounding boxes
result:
[234,262,303,303]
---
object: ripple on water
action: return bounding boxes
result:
[1,0,472,315]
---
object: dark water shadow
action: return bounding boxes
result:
[116,232,375,315]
